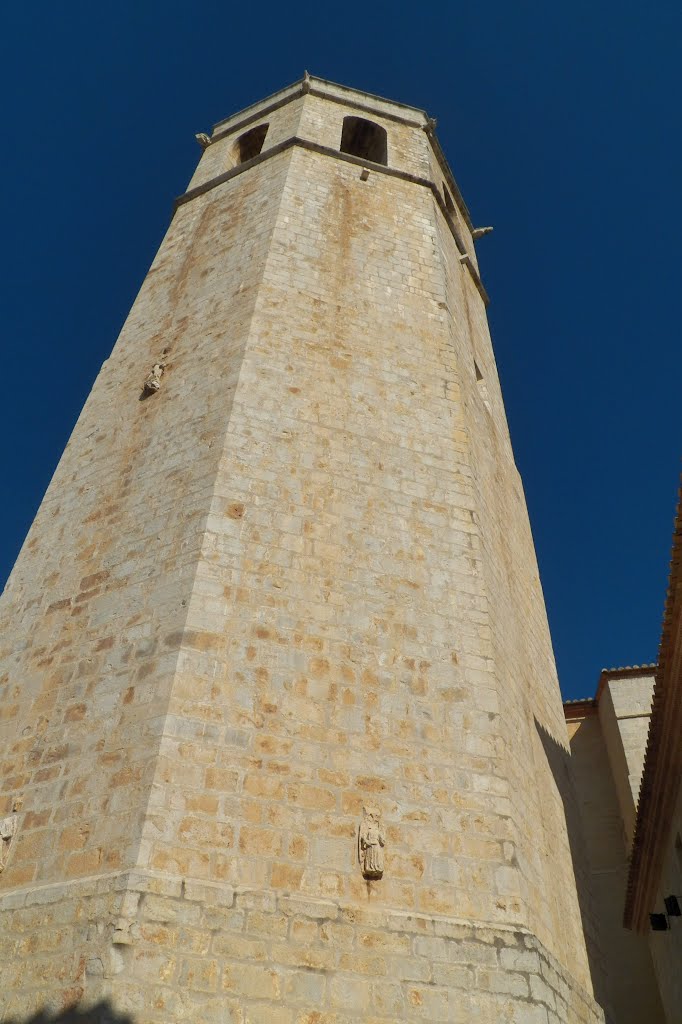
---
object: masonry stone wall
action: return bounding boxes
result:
[0,152,289,888]
[0,873,603,1023]
[187,94,306,192]
[0,79,603,1021]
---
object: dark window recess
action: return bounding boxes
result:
[664,895,681,917]
[474,361,491,411]
[237,124,269,163]
[340,117,388,165]
[443,184,456,218]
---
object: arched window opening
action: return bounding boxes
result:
[237,123,269,163]
[340,117,388,165]
[443,183,456,219]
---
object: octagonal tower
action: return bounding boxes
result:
[0,77,604,1023]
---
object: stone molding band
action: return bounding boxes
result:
[0,865,586,956]
[175,136,490,306]
[0,870,603,1021]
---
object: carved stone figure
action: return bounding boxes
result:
[0,814,18,873]
[143,363,165,395]
[358,807,385,879]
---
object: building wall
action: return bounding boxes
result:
[566,698,664,1024]
[0,80,603,1021]
[598,673,655,845]
[648,782,682,1022]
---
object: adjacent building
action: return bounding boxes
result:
[565,669,665,1022]
[564,485,682,1024]
[625,490,682,1021]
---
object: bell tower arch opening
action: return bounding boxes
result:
[236,123,269,163]
[339,115,388,165]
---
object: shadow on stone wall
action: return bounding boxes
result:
[4,1003,133,1024]
[534,716,613,1024]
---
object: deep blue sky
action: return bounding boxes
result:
[1,3,679,700]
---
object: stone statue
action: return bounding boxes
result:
[358,807,385,879]
[143,363,165,395]
[0,814,18,873]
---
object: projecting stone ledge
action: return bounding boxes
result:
[0,873,605,1023]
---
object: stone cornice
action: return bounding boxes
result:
[625,481,682,931]
[175,136,489,305]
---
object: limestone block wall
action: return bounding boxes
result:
[0,874,603,1023]
[143,148,510,910]
[187,94,306,192]
[436,210,591,985]
[0,153,289,890]
[0,78,603,1021]
[145,91,595,991]
[424,140,477,265]
[297,94,429,179]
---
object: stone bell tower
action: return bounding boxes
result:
[0,77,605,1022]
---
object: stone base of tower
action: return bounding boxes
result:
[1,874,605,1023]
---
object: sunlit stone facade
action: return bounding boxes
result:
[0,78,605,1023]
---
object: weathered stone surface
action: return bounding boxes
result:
[0,76,603,1021]
[0,876,602,1021]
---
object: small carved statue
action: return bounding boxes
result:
[143,363,165,395]
[0,815,18,874]
[358,806,385,880]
